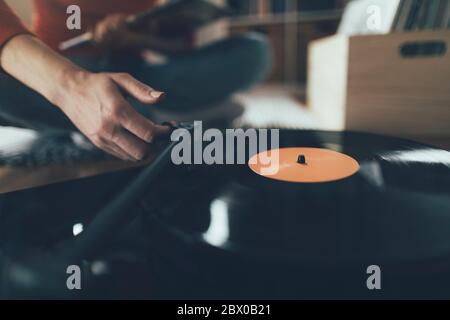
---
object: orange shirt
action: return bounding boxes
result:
[0,1,29,48]
[0,0,157,52]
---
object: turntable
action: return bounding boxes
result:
[0,125,449,299]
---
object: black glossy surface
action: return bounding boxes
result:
[1,129,450,298]
[143,130,450,267]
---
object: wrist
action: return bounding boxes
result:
[48,66,91,109]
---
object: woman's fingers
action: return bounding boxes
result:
[120,105,170,143]
[93,14,129,46]
[55,71,171,162]
[107,88,170,144]
[110,73,165,104]
[110,127,151,161]
[102,143,133,161]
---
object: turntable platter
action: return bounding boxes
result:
[143,130,450,267]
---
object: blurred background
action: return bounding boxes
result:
[5,0,346,86]
[0,0,449,300]
[3,0,450,148]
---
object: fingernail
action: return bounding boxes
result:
[150,90,164,99]
[162,121,178,130]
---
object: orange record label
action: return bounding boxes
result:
[248,147,360,183]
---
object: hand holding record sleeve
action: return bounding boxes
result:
[59,0,231,52]
[91,13,193,53]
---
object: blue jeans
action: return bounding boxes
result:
[0,33,271,131]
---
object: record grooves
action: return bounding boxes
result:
[135,129,450,298]
[1,129,450,298]
[142,130,450,267]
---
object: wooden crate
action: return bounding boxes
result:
[307,31,450,148]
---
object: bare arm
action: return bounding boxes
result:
[1,34,83,103]
[0,34,169,161]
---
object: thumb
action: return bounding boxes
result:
[109,73,165,104]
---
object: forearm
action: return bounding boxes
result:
[0,34,87,107]
[0,34,169,161]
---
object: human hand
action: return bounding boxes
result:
[53,70,170,161]
[93,14,192,53]
[93,14,140,49]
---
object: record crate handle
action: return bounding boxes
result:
[399,39,447,59]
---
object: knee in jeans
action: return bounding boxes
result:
[229,33,272,83]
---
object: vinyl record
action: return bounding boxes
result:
[143,130,450,268]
